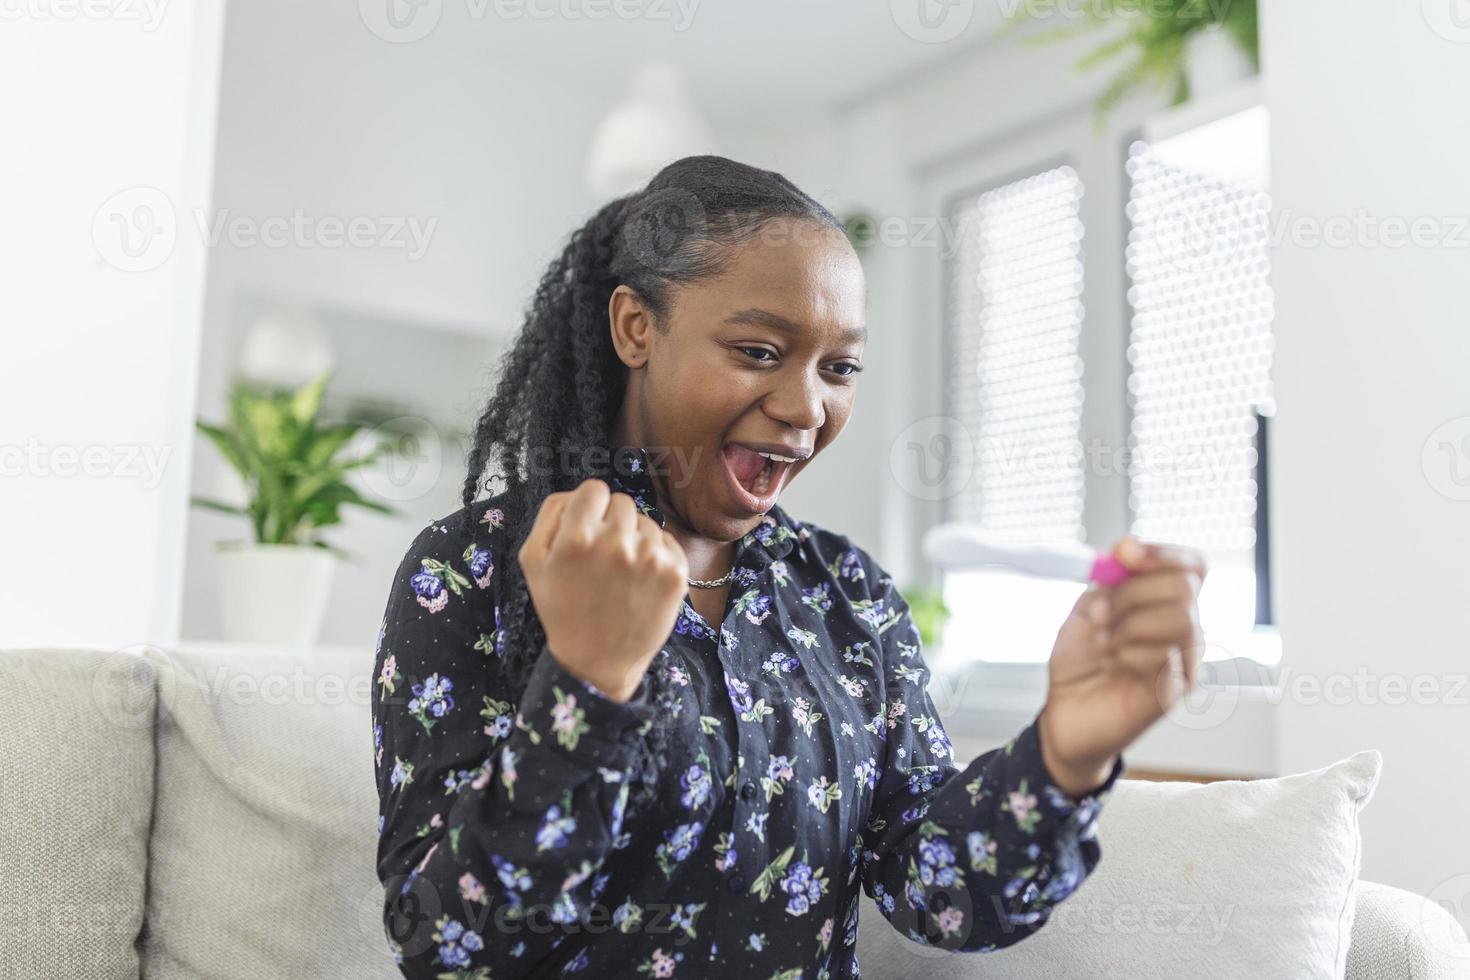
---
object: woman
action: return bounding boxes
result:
[370,155,1206,978]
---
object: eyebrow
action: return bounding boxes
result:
[723,307,868,345]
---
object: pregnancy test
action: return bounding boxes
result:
[921,523,1134,587]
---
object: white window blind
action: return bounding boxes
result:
[945,164,1087,543]
[1123,138,1276,646]
[941,164,1089,665]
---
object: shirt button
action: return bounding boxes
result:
[728,874,746,892]
[739,781,756,800]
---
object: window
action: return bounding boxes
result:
[934,104,1278,669]
[1123,131,1277,661]
[940,164,1090,665]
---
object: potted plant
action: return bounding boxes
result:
[192,371,397,646]
[1015,0,1259,125]
[902,583,951,653]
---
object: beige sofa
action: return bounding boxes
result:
[0,645,1460,979]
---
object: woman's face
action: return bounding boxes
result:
[611,216,867,544]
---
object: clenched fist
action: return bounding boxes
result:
[517,478,690,702]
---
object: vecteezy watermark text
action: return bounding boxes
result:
[358,0,700,43]
[0,438,171,489]
[0,0,168,29]
[92,186,438,272]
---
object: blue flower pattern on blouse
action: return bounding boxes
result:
[371,445,1122,979]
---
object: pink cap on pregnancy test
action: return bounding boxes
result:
[921,523,1137,587]
[1088,551,1133,587]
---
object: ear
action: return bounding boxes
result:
[608,284,655,369]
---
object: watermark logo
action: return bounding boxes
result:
[91,186,439,272]
[1422,416,1470,501]
[358,0,699,41]
[1422,0,1470,43]
[621,187,708,276]
[359,0,443,42]
[889,416,978,502]
[890,0,974,43]
[0,0,169,30]
[357,416,446,504]
[0,437,172,488]
[1422,873,1470,959]
[195,208,437,260]
[89,645,166,732]
[1158,641,1241,732]
[887,421,1251,503]
[1157,189,1267,277]
[93,186,177,273]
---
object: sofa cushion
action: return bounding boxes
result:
[855,750,1382,979]
[137,644,398,979]
[0,647,157,979]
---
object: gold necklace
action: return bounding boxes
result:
[687,567,735,589]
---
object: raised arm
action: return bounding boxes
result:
[855,564,1123,953]
[371,515,657,978]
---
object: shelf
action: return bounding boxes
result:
[1142,76,1262,145]
[1141,76,1268,191]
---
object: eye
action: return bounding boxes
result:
[827,362,864,379]
[737,346,777,364]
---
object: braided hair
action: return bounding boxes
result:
[458,154,845,817]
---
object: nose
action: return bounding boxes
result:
[762,364,826,432]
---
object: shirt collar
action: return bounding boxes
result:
[608,444,800,570]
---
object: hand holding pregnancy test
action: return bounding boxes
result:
[920,524,1137,587]
[922,523,1209,800]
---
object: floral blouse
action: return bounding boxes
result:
[371,445,1123,979]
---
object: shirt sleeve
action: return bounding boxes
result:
[371,517,658,978]
[855,561,1123,953]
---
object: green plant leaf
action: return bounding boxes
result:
[309,481,395,515]
[244,396,290,460]
[290,371,331,429]
[1015,0,1256,124]
[303,422,365,471]
[189,496,248,517]
[1020,17,1109,48]
[195,374,398,548]
[1074,30,1138,73]
[194,422,249,481]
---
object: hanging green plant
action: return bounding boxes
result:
[1012,0,1258,125]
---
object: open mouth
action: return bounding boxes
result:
[721,443,798,511]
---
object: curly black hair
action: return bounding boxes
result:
[456,154,845,817]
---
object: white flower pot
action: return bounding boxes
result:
[215,543,335,647]
[1185,24,1256,99]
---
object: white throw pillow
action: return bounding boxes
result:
[856,750,1382,980]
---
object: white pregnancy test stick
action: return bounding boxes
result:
[921,523,1133,587]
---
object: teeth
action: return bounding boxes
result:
[753,458,772,494]
[756,450,799,463]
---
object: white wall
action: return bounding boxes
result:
[0,2,226,648]
[1263,1,1470,897]
[182,0,650,645]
